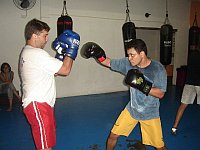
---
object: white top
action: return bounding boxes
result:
[19,45,63,108]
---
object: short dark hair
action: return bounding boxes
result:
[1,62,11,73]
[125,39,148,55]
[24,18,50,41]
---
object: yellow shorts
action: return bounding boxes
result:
[111,108,164,148]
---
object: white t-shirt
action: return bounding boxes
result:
[19,45,63,108]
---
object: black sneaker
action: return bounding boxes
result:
[171,127,177,135]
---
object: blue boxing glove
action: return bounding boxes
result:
[59,30,80,60]
[55,53,65,61]
[52,38,67,55]
[52,30,80,60]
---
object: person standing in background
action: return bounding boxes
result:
[171,48,200,135]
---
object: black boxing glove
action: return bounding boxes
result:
[81,42,106,62]
[125,69,152,95]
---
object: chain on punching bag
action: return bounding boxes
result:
[57,1,73,37]
[122,0,136,57]
[160,0,173,66]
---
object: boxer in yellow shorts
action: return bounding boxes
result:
[81,39,168,150]
[111,108,164,148]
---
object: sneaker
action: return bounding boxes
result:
[171,127,177,135]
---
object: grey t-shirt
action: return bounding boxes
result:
[110,57,167,120]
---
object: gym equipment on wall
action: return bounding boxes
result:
[57,0,73,37]
[160,0,173,66]
[122,0,136,57]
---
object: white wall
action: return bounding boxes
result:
[0,0,190,98]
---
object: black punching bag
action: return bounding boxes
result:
[188,13,200,61]
[160,0,173,65]
[122,22,136,56]
[160,23,173,65]
[57,1,73,37]
[122,0,136,57]
[57,15,73,37]
[188,26,199,52]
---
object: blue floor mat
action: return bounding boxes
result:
[0,86,199,150]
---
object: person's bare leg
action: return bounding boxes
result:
[106,132,119,150]
[173,103,188,128]
[13,90,21,102]
[171,102,188,135]
[7,98,13,111]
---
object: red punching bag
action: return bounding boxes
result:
[57,1,73,37]
[122,0,136,57]
[160,0,173,66]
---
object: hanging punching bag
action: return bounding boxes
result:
[160,23,173,65]
[57,1,73,37]
[122,22,136,56]
[57,16,73,37]
[122,0,136,57]
[160,0,173,66]
[188,12,200,60]
[188,26,199,52]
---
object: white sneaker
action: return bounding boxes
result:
[171,127,177,135]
